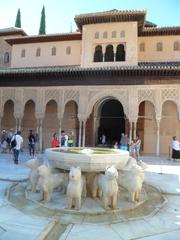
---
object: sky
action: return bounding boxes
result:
[0,0,179,35]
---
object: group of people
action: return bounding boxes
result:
[114,134,141,161]
[51,130,74,148]
[0,129,14,153]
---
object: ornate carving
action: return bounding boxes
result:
[45,89,60,103]
[138,89,155,105]
[64,89,79,105]
[2,89,15,103]
[161,88,178,101]
[23,89,37,103]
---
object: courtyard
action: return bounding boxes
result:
[0,151,179,240]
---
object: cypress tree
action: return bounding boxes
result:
[15,8,21,28]
[39,6,46,35]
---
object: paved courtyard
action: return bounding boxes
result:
[0,151,180,240]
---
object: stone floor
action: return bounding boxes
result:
[0,151,180,240]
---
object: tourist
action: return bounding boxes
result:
[11,130,23,164]
[101,134,106,145]
[120,133,129,150]
[171,136,180,161]
[129,139,136,158]
[28,130,36,157]
[60,130,68,147]
[135,136,141,161]
[1,130,8,153]
[7,129,14,153]
[67,132,74,147]
[51,132,59,148]
[114,141,119,149]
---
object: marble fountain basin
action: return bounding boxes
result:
[45,147,129,172]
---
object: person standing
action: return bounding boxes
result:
[135,135,141,161]
[51,132,59,148]
[171,136,180,161]
[60,130,68,147]
[11,130,23,164]
[28,130,36,156]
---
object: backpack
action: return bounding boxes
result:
[11,136,17,148]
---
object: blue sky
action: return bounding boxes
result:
[0,0,179,35]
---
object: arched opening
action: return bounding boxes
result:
[93,45,103,62]
[21,100,36,148]
[43,100,59,149]
[97,99,125,146]
[62,101,78,146]
[116,44,125,61]
[104,45,114,62]
[160,101,180,154]
[137,101,156,154]
[1,100,15,131]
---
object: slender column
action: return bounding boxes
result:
[129,121,133,142]
[133,121,137,140]
[58,119,62,143]
[15,118,22,132]
[37,119,43,152]
[156,119,160,156]
[78,121,82,147]
[18,118,22,131]
[82,121,86,147]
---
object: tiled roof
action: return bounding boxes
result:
[6,32,82,45]
[74,9,146,32]
[0,27,27,36]
[140,26,180,36]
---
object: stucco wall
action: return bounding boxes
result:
[81,22,138,67]
[138,35,180,62]
[11,40,81,68]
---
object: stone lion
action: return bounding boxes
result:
[37,165,65,202]
[26,157,43,192]
[92,165,119,210]
[66,166,86,210]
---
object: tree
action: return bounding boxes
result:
[15,8,21,28]
[39,5,46,35]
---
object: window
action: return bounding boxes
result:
[120,30,125,38]
[105,44,114,62]
[174,41,180,51]
[36,48,41,57]
[52,47,56,56]
[66,46,71,55]
[4,52,9,63]
[156,42,163,51]
[139,43,145,52]
[21,49,26,58]
[95,32,99,39]
[103,31,108,39]
[116,44,125,61]
[112,31,116,38]
[93,45,103,62]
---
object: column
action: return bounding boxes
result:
[0,116,2,131]
[78,120,82,147]
[156,119,160,156]
[15,118,22,132]
[82,120,86,147]
[129,121,133,142]
[133,120,137,140]
[58,118,62,143]
[37,118,43,152]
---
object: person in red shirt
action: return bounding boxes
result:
[51,133,59,148]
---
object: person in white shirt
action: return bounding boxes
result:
[60,130,68,147]
[11,130,23,164]
[171,136,180,161]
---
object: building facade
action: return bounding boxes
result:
[0,10,180,155]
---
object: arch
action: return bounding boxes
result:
[112,31,116,38]
[62,100,78,146]
[21,100,36,147]
[116,44,125,61]
[21,49,26,58]
[36,48,41,57]
[174,41,180,51]
[1,100,16,131]
[104,44,114,62]
[93,45,103,62]
[43,100,59,148]
[160,100,180,154]
[87,92,128,121]
[4,52,10,64]
[103,31,108,39]
[94,32,99,39]
[51,46,56,56]
[156,42,163,51]
[66,46,71,55]
[137,100,156,154]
